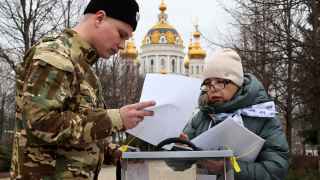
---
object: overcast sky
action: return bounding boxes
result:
[134,0,237,55]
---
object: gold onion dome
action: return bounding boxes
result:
[188,27,206,59]
[142,0,183,47]
[120,38,138,59]
[188,43,206,59]
[184,55,190,69]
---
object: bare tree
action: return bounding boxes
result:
[97,55,144,109]
[223,0,306,152]
[0,62,15,142]
[59,0,87,29]
[0,0,86,74]
[297,0,320,153]
[0,0,59,68]
[0,0,86,148]
[0,93,5,141]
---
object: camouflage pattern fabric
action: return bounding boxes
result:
[11,29,123,180]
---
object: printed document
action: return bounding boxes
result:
[127,74,202,147]
[192,118,265,162]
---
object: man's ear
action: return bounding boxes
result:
[95,10,107,26]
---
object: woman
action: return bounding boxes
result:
[180,49,289,180]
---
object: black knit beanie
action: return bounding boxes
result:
[84,0,139,31]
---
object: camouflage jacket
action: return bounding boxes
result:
[11,29,123,180]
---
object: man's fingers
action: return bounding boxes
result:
[141,110,154,117]
[130,100,156,110]
[129,110,154,119]
[131,110,153,126]
[121,101,156,129]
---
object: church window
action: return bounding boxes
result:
[171,59,176,73]
[160,36,167,43]
[150,59,154,73]
[146,37,151,44]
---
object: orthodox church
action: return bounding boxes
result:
[120,0,207,79]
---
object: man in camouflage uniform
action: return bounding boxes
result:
[11,0,155,179]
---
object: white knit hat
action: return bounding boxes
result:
[202,48,244,86]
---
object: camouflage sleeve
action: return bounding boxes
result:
[21,59,122,145]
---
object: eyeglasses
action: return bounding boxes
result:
[200,79,231,92]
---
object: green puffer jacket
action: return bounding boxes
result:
[183,73,289,180]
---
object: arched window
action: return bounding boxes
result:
[160,36,167,43]
[171,59,176,73]
[150,59,154,73]
[146,37,151,44]
[196,66,199,74]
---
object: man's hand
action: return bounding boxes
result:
[104,143,122,165]
[179,133,189,141]
[120,100,156,129]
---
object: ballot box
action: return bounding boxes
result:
[121,150,234,180]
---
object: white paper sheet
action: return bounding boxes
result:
[191,118,265,162]
[127,74,202,147]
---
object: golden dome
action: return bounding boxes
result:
[120,38,138,59]
[141,1,183,47]
[151,22,174,29]
[188,42,206,59]
[142,23,183,46]
[188,25,206,59]
[184,55,190,69]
